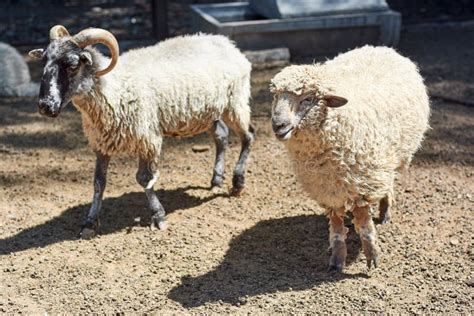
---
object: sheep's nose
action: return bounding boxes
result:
[272,117,289,133]
[272,122,286,133]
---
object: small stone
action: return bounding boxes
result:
[449,239,459,246]
[466,277,474,287]
[191,145,210,153]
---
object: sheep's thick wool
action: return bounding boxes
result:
[0,42,39,97]
[271,46,430,211]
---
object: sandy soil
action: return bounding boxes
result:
[0,25,473,314]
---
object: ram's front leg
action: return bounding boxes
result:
[136,157,167,230]
[80,151,110,239]
[352,205,380,269]
[327,208,348,272]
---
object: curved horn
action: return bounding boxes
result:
[72,28,119,77]
[49,25,70,41]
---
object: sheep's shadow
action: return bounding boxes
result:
[168,214,364,307]
[0,185,224,255]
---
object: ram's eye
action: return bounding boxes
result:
[63,56,80,70]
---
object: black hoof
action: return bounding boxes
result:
[79,219,99,239]
[210,175,224,189]
[151,214,168,230]
[380,216,391,225]
[230,185,245,196]
[327,264,344,273]
[367,256,379,269]
[231,174,245,196]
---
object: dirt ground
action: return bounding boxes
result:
[0,24,473,314]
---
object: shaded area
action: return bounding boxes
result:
[0,97,38,126]
[0,1,154,45]
[414,102,474,166]
[0,130,87,150]
[0,186,223,255]
[387,0,474,24]
[400,26,474,103]
[168,214,364,307]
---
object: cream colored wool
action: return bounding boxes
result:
[271,46,430,211]
[72,34,252,160]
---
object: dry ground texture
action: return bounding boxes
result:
[0,24,473,314]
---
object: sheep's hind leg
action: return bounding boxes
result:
[327,209,348,272]
[210,120,229,189]
[379,191,393,224]
[79,152,110,239]
[227,122,255,196]
[352,205,380,269]
[136,157,167,230]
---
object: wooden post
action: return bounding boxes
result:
[151,0,168,40]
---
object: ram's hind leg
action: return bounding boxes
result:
[209,120,229,189]
[225,119,255,196]
[353,205,380,269]
[327,208,348,272]
[136,157,167,230]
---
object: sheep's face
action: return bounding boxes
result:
[271,91,347,141]
[270,65,348,141]
[29,39,94,118]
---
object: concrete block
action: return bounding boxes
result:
[250,0,389,19]
[190,2,401,56]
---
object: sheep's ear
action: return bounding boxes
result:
[324,94,348,108]
[80,51,93,66]
[28,48,44,60]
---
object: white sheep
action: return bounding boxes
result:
[0,42,39,97]
[28,25,255,238]
[270,45,430,272]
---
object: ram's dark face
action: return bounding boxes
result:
[29,39,93,118]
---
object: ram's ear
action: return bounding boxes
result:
[28,48,44,60]
[324,94,348,108]
[80,51,93,66]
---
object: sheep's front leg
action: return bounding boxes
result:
[379,191,393,224]
[352,205,380,269]
[210,120,229,188]
[79,152,110,239]
[327,208,348,272]
[136,157,167,230]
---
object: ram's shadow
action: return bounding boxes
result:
[0,185,224,255]
[168,214,364,307]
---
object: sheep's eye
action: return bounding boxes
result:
[301,96,313,104]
